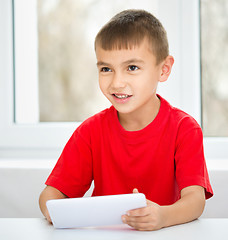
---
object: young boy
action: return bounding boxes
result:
[39,9,213,231]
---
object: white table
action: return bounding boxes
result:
[0,218,227,240]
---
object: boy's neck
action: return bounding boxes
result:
[117,96,161,131]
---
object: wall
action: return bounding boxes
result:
[201,159,228,218]
[0,159,227,218]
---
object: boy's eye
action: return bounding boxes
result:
[128,65,139,71]
[101,67,112,72]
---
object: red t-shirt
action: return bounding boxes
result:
[46,95,213,205]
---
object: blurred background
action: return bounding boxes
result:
[201,0,228,136]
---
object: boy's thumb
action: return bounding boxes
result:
[133,188,139,193]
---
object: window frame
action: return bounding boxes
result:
[0,0,227,159]
[0,0,79,158]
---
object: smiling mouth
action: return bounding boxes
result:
[112,94,132,99]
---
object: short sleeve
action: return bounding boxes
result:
[45,125,93,198]
[175,122,213,199]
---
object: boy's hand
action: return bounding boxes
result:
[121,188,164,231]
[122,186,205,231]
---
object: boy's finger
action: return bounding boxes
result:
[133,188,139,193]
[127,206,150,217]
[123,214,151,224]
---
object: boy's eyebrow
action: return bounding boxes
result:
[96,61,112,67]
[96,58,145,67]
[122,58,145,65]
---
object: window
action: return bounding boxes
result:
[200,0,228,159]
[201,0,228,137]
[0,0,227,159]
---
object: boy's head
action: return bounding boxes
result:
[95,9,169,65]
[95,9,174,119]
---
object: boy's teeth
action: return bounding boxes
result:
[114,94,129,99]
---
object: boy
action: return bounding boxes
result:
[39,9,213,231]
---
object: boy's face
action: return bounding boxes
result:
[96,39,172,117]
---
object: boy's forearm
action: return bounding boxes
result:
[161,186,205,228]
[39,185,67,222]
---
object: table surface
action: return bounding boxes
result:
[0,218,228,240]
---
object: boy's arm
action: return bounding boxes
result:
[122,186,205,231]
[39,185,67,223]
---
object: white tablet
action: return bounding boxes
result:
[46,193,147,229]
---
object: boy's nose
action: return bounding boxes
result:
[111,73,126,90]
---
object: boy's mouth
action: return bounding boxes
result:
[112,93,132,99]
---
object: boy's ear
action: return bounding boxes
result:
[159,55,174,83]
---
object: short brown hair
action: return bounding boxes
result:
[95,9,169,64]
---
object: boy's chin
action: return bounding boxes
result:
[114,105,135,115]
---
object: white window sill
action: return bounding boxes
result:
[0,158,227,170]
[0,159,56,169]
[206,159,228,171]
